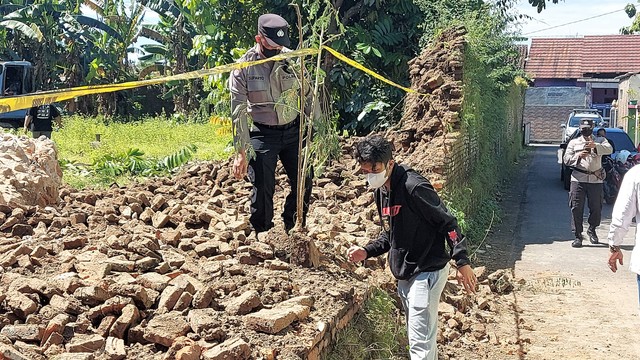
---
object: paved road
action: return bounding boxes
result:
[509,145,639,359]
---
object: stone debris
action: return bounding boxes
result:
[0,27,521,360]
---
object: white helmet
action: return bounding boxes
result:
[617,150,631,163]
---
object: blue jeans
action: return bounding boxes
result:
[397,264,450,360]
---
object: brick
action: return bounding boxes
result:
[157,286,183,313]
[169,274,201,294]
[29,245,48,258]
[151,194,167,211]
[96,315,117,338]
[135,256,159,272]
[224,290,261,315]
[248,242,274,260]
[10,277,58,298]
[192,285,215,309]
[0,343,30,360]
[73,286,110,306]
[105,258,136,272]
[143,312,191,347]
[168,337,202,360]
[53,273,84,294]
[136,272,171,292]
[69,213,86,225]
[85,296,133,321]
[74,261,111,281]
[63,237,87,250]
[194,242,219,257]
[0,324,44,342]
[152,212,170,228]
[158,229,182,246]
[108,284,156,309]
[173,291,193,311]
[202,338,250,360]
[51,353,94,360]
[49,294,84,315]
[41,314,72,346]
[188,308,226,342]
[104,336,126,360]
[244,306,304,334]
[109,304,140,339]
[264,259,291,271]
[66,334,105,352]
[5,292,38,319]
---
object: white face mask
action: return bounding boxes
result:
[366,166,389,189]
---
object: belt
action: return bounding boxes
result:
[570,167,602,175]
[255,119,299,130]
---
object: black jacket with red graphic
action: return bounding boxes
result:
[363,164,470,280]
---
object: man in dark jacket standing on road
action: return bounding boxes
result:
[346,135,476,360]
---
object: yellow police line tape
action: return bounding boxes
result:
[0,46,424,115]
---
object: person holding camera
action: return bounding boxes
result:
[563,118,613,248]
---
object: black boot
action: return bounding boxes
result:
[587,227,599,244]
[572,234,583,248]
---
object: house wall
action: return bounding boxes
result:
[617,75,640,131]
[524,87,587,142]
[534,78,579,87]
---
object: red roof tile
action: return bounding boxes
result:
[525,35,640,79]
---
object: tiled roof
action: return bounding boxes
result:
[525,35,640,79]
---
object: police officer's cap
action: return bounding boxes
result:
[579,118,594,129]
[258,14,290,48]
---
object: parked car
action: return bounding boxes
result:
[558,127,637,191]
[560,109,604,143]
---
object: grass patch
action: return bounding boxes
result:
[325,288,408,360]
[48,115,232,189]
[54,115,232,164]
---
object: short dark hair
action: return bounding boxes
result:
[354,135,393,164]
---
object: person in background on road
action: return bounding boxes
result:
[346,135,477,360]
[606,164,640,306]
[563,118,613,248]
[23,104,61,139]
[596,128,615,153]
[229,13,313,234]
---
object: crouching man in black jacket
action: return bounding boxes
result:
[347,135,476,360]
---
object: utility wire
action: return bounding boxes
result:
[523,6,632,36]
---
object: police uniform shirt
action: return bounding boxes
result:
[563,135,613,184]
[228,45,312,152]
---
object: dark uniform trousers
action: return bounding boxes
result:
[569,181,603,236]
[248,122,312,233]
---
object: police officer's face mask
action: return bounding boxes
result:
[259,38,282,58]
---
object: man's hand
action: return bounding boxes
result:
[346,246,367,263]
[579,149,591,159]
[233,151,248,180]
[456,265,477,294]
[585,141,596,149]
[608,250,624,273]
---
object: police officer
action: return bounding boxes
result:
[24,104,61,139]
[563,118,613,247]
[229,13,312,234]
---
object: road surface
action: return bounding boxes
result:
[487,145,640,359]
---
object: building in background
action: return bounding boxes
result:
[524,35,640,142]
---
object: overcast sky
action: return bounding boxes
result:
[514,0,635,37]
